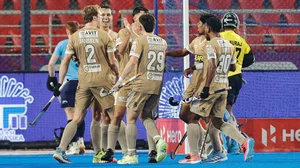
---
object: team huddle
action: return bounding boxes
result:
[47,4,255,165]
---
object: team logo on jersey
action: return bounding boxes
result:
[0,76,34,142]
[158,75,185,118]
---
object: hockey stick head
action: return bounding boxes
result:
[169,97,179,106]
[99,88,109,97]
[170,151,176,159]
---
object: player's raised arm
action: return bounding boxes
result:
[118,39,140,83]
[116,26,131,56]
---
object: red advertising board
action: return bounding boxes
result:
[238,118,300,152]
[156,118,185,154]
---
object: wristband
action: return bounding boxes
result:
[195,63,204,70]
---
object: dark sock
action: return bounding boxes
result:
[77,120,85,138]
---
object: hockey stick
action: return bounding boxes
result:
[199,119,212,161]
[99,73,142,97]
[28,80,69,126]
[169,87,232,106]
[170,131,187,159]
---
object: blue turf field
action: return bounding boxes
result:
[0,152,299,168]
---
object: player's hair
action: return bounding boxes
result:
[82,5,99,24]
[132,6,149,17]
[66,21,79,34]
[200,13,216,24]
[206,16,222,33]
[139,14,156,33]
[100,4,113,11]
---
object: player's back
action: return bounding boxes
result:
[70,27,115,87]
[130,34,167,95]
[206,37,235,93]
[220,30,250,76]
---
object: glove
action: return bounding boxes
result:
[200,87,210,99]
[46,76,58,91]
[53,83,62,97]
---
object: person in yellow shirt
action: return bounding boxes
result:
[220,12,254,121]
[220,12,254,154]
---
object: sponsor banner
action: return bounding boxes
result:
[238,118,300,152]
[0,73,148,142]
[157,118,185,154]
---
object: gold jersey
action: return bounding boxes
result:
[66,27,115,87]
[129,34,168,95]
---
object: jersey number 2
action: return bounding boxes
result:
[85,44,96,64]
[147,51,164,71]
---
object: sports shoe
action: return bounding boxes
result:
[117,155,138,164]
[99,149,114,163]
[77,137,85,154]
[202,151,228,163]
[179,154,201,164]
[148,150,158,163]
[155,139,167,162]
[242,138,255,162]
[92,150,105,163]
[53,147,72,164]
[66,142,79,155]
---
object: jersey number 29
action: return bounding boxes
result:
[147,51,164,71]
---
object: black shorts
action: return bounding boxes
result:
[227,74,243,105]
[60,80,78,108]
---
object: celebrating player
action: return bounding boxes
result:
[191,16,255,163]
[166,14,215,163]
[220,12,254,154]
[112,14,168,164]
[52,5,118,164]
[100,7,161,164]
[47,21,85,155]
[88,5,129,162]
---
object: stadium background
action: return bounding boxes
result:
[0,0,300,153]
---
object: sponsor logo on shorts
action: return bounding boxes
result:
[62,100,68,104]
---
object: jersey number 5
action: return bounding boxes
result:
[147,51,164,71]
[85,44,96,64]
[217,54,232,74]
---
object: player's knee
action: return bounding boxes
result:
[211,117,224,130]
[187,113,200,124]
[72,116,84,125]
[113,112,124,124]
